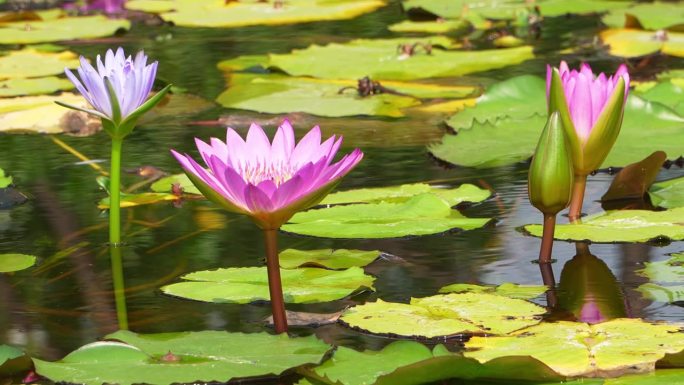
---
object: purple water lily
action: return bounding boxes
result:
[64,47,158,121]
[172,121,363,230]
[546,61,630,142]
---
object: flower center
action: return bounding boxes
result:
[239,161,296,186]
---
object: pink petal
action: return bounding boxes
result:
[224,127,249,170]
[245,123,271,166]
[291,125,322,168]
[271,120,295,164]
[195,138,215,167]
[243,184,274,213]
[570,73,593,140]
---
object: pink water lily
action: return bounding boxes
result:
[171,121,363,230]
[546,61,630,142]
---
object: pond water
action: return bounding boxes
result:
[1,1,684,384]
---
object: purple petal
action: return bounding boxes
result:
[291,125,322,168]
[271,120,295,164]
[243,184,274,213]
[245,123,271,165]
[570,73,593,139]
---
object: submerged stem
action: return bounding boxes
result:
[110,245,129,330]
[109,137,124,246]
[264,229,288,334]
[568,174,587,223]
[539,213,556,264]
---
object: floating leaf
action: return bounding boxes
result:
[439,282,548,299]
[601,151,666,202]
[216,54,269,72]
[265,310,344,327]
[0,345,29,377]
[601,29,684,58]
[637,81,684,116]
[126,0,386,28]
[162,266,374,304]
[321,183,490,206]
[98,192,177,209]
[388,19,468,33]
[279,249,381,269]
[0,168,12,188]
[282,193,491,239]
[0,253,36,273]
[636,252,684,303]
[34,331,330,385]
[465,319,684,377]
[0,345,23,364]
[602,3,684,30]
[268,38,534,80]
[0,15,130,44]
[525,208,684,243]
[537,0,630,17]
[341,292,545,338]
[604,370,684,385]
[0,48,79,79]
[649,176,684,209]
[430,94,684,168]
[0,76,73,97]
[150,173,201,195]
[637,283,684,304]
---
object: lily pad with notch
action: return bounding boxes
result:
[282,193,492,239]
[161,266,374,304]
[34,330,330,385]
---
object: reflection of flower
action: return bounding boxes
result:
[579,299,606,324]
[172,120,364,230]
[65,0,124,15]
[65,48,158,121]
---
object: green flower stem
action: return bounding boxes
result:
[538,213,556,264]
[109,137,123,246]
[264,229,288,334]
[110,245,129,330]
[568,174,587,223]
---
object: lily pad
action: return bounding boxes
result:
[161,266,374,304]
[268,38,534,80]
[388,19,468,33]
[636,252,684,303]
[217,74,420,118]
[0,76,73,97]
[524,207,684,243]
[279,249,381,269]
[151,173,201,195]
[98,192,177,209]
[637,283,684,304]
[0,15,130,44]
[282,193,491,239]
[637,81,684,116]
[439,282,548,299]
[0,345,23,364]
[602,2,684,30]
[340,292,545,338]
[34,330,330,385]
[465,319,684,377]
[126,0,386,28]
[601,28,684,58]
[537,0,630,17]
[604,370,684,385]
[321,183,490,206]
[0,345,29,377]
[649,176,684,209]
[0,168,11,188]
[0,253,36,273]
[0,48,79,79]
[430,93,684,168]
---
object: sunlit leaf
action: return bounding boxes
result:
[321,183,490,206]
[465,319,684,377]
[636,252,684,304]
[150,173,200,195]
[98,192,177,209]
[388,19,468,33]
[649,176,684,209]
[602,2,684,30]
[34,331,329,385]
[0,15,130,44]
[0,76,74,97]
[636,81,684,116]
[341,292,545,338]
[0,345,29,377]
[524,207,684,243]
[161,266,374,304]
[282,193,491,239]
[439,282,548,299]
[604,369,684,385]
[0,168,12,188]
[0,253,36,273]
[0,48,79,79]
[279,248,381,269]
[601,29,684,58]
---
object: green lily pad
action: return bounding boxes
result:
[216,54,269,72]
[279,249,381,269]
[637,283,684,303]
[537,0,630,17]
[0,168,12,188]
[601,28,684,58]
[430,93,684,168]
[445,75,546,131]
[268,38,534,80]
[604,369,684,385]
[34,330,330,385]
[388,19,469,33]
[127,0,386,28]
[0,48,79,79]
[0,345,23,364]
[341,292,545,338]
[649,176,684,209]
[161,266,374,304]
[301,341,563,385]
[602,2,684,30]
[637,81,684,116]
[524,207,684,243]
[321,183,490,206]
[0,253,36,273]
[0,344,29,377]
[0,76,73,97]
[636,252,684,303]
[465,319,684,377]
[282,193,491,239]
[98,192,177,209]
[0,15,130,44]
[439,282,548,299]
[150,173,201,195]
[217,74,420,118]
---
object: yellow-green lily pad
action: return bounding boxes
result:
[465,319,684,377]
[0,253,36,273]
[524,207,684,243]
[150,173,200,195]
[321,182,490,206]
[161,266,374,304]
[127,0,386,28]
[279,249,381,269]
[439,282,548,299]
[0,168,11,188]
[388,19,468,33]
[601,28,684,58]
[340,292,545,338]
[636,252,684,303]
[0,48,79,79]
[0,76,73,97]
[602,2,684,31]
[649,176,684,209]
[0,14,130,44]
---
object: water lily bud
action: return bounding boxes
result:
[547,62,629,175]
[528,112,574,215]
